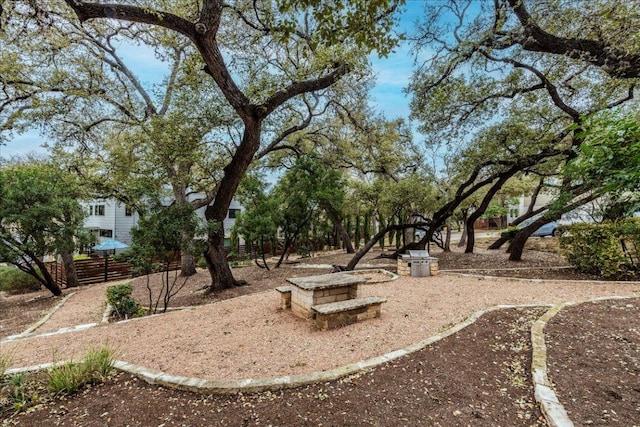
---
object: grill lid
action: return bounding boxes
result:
[407,250,429,258]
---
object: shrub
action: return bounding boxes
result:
[559,219,640,279]
[0,266,41,294]
[105,283,144,320]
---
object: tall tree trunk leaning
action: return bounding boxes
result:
[507,215,553,261]
[488,177,546,250]
[61,252,80,288]
[487,207,546,250]
[335,218,355,253]
[342,222,430,271]
[26,251,63,296]
[204,121,262,290]
[465,171,517,253]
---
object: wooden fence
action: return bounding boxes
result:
[46,256,181,288]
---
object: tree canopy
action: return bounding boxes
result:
[0,161,86,296]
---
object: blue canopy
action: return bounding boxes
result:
[92,238,129,251]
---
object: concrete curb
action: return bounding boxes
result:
[1,292,77,343]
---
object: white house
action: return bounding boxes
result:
[82,197,243,247]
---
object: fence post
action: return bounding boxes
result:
[104,256,109,282]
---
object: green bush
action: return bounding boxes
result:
[0,266,41,294]
[105,283,144,319]
[559,219,640,279]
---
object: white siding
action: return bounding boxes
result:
[84,195,241,246]
[81,200,139,245]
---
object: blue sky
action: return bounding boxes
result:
[0,1,426,159]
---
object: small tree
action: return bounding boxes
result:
[0,162,85,296]
[126,204,204,313]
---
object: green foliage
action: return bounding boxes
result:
[1,346,113,415]
[277,0,403,57]
[47,347,114,396]
[0,353,9,376]
[565,112,640,213]
[0,162,86,295]
[46,363,84,395]
[3,373,39,413]
[0,266,41,293]
[105,283,143,320]
[559,220,640,279]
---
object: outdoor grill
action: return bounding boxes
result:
[401,250,431,277]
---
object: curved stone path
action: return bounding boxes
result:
[2,274,639,427]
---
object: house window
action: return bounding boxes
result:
[89,205,94,216]
[228,208,241,219]
[125,206,133,217]
[99,229,113,238]
[95,205,105,216]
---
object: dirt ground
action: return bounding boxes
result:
[1,242,639,426]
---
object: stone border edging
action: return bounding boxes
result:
[1,292,76,343]
[4,303,547,394]
[105,303,551,395]
[530,295,638,427]
[5,292,639,426]
[531,303,575,427]
[440,271,640,285]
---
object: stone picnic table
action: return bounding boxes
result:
[282,273,386,330]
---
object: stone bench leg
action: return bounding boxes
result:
[281,292,291,310]
[275,286,292,310]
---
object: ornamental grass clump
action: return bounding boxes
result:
[47,347,114,396]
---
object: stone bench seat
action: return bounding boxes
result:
[275,286,292,309]
[311,296,387,330]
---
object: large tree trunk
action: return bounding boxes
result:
[204,231,237,290]
[204,121,262,290]
[343,222,431,270]
[335,219,355,253]
[29,254,63,296]
[464,219,476,253]
[180,252,197,276]
[443,223,452,252]
[180,229,197,276]
[458,209,468,247]
[61,253,80,288]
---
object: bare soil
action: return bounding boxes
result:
[1,244,639,426]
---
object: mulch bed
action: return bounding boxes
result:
[0,293,58,338]
[545,298,640,426]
